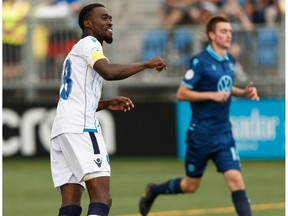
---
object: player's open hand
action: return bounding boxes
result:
[147,56,167,72]
[244,81,259,101]
[107,96,135,112]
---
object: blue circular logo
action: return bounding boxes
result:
[188,164,195,172]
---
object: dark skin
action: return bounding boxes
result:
[60,5,166,209]
[97,96,135,112]
[83,6,167,80]
[60,96,134,208]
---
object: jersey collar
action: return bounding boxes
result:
[81,33,90,39]
[206,44,229,62]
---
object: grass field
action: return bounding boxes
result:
[3,157,285,216]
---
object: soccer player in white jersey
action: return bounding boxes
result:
[50,3,167,216]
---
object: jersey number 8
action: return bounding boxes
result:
[60,59,73,100]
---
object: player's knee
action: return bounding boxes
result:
[181,177,200,193]
[106,193,112,207]
[225,172,245,191]
[228,179,245,191]
[97,192,112,207]
[87,189,112,206]
[184,183,199,193]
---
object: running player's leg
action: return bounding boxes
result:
[139,176,201,215]
[139,130,208,215]
[213,132,252,216]
[224,170,252,216]
[85,176,112,216]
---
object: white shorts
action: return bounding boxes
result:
[50,132,111,190]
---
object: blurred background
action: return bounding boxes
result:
[3,0,285,158]
[2,0,285,215]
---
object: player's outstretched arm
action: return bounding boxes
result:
[93,56,167,80]
[97,96,135,112]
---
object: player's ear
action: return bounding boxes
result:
[84,20,92,28]
[208,31,215,41]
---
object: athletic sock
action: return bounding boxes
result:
[150,177,183,198]
[58,205,82,216]
[232,190,252,216]
[87,202,110,216]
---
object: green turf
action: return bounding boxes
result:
[3,157,285,216]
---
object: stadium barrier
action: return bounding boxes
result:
[4,99,284,160]
[3,17,285,103]
[3,102,176,158]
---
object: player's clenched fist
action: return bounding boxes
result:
[147,56,167,72]
[244,81,259,101]
[212,91,230,103]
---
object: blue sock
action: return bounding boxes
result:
[88,202,110,216]
[150,177,183,197]
[58,205,82,216]
[232,190,252,216]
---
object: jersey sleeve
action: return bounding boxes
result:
[83,36,107,67]
[181,57,202,90]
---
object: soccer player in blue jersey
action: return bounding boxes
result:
[139,14,259,216]
[50,3,167,216]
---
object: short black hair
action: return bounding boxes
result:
[206,14,230,41]
[78,3,105,31]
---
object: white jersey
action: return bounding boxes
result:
[51,35,107,139]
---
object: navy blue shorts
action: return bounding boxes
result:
[185,130,241,178]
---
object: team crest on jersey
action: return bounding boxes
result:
[185,69,194,80]
[217,75,232,92]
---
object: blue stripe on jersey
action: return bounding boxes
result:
[84,128,98,132]
[88,132,100,154]
[181,81,193,89]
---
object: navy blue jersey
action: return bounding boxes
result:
[182,45,236,133]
